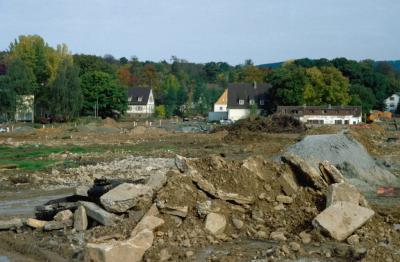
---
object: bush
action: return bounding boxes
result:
[155,105,166,118]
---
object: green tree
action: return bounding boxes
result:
[349,84,376,113]
[155,105,166,118]
[80,71,127,117]
[48,59,82,120]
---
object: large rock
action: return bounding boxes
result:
[131,215,164,237]
[312,201,374,241]
[79,201,117,226]
[146,173,167,193]
[0,218,23,230]
[205,213,226,235]
[175,155,191,173]
[85,229,154,262]
[54,210,73,222]
[74,206,88,231]
[278,169,299,196]
[26,218,48,229]
[326,182,368,208]
[282,153,328,190]
[100,183,152,213]
[319,160,345,184]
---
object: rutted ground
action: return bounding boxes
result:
[0,119,399,262]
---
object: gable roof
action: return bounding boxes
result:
[127,87,152,105]
[215,89,228,105]
[227,83,271,109]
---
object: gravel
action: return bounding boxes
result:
[285,131,400,191]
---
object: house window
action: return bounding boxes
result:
[335,120,342,125]
[238,99,245,105]
[128,97,132,102]
[390,96,395,101]
[344,120,349,125]
[137,106,143,111]
[249,99,255,105]
[259,100,265,105]
[138,97,143,102]
[220,106,223,110]
[390,103,395,108]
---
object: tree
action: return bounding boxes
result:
[80,71,127,117]
[155,105,166,118]
[349,84,376,113]
[48,59,82,120]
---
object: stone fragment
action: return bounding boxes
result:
[85,229,153,262]
[175,155,190,173]
[326,182,369,208]
[278,170,298,196]
[159,205,188,218]
[274,204,286,211]
[319,160,345,184]
[270,231,287,241]
[186,251,194,258]
[276,195,293,204]
[74,206,88,231]
[208,155,226,169]
[347,234,360,245]
[44,220,73,231]
[54,210,73,222]
[100,183,152,213]
[131,215,164,237]
[146,173,167,193]
[0,218,24,230]
[26,218,47,229]
[205,213,226,235]
[79,201,117,226]
[196,200,212,218]
[232,218,244,229]
[312,201,374,241]
[242,156,265,181]
[75,185,91,197]
[299,231,312,244]
[289,242,301,251]
[282,153,327,190]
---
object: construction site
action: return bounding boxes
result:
[0,116,399,262]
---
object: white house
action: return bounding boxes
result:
[209,82,271,122]
[126,87,155,117]
[384,93,400,113]
[15,95,34,122]
[276,105,362,125]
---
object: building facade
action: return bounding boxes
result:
[209,82,271,122]
[276,105,362,125]
[384,93,400,114]
[126,87,155,117]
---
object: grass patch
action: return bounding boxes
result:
[0,142,177,171]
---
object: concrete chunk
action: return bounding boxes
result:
[26,218,48,229]
[278,170,298,196]
[79,201,117,226]
[85,229,154,262]
[100,183,152,213]
[319,160,345,184]
[205,213,226,235]
[131,215,164,237]
[74,206,88,231]
[312,201,374,241]
[282,153,328,190]
[0,218,23,230]
[326,182,368,207]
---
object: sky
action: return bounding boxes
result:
[0,0,398,65]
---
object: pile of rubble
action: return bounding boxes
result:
[0,153,399,261]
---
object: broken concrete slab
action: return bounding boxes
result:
[319,160,345,184]
[205,213,226,235]
[100,183,152,213]
[242,156,266,181]
[74,205,88,231]
[0,218,24,230]
[158,205,188,218]
[278,169,298,196]
[282,153,328,190]
[146,173,167,193]
[26,218,48,229]
[54,209,73,222]
[85,229,154,262]
[131,215,164,237]
[326,182,368,208]
[79,201,117,226]
[312,201,374,241]
[44,220,73,231]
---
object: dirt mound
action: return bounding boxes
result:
[217,115,306,139]
[284,132,400,191]
[102,117,118,128]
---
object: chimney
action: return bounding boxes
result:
[253,81,257,89]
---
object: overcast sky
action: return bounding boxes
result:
[0,0,398,65]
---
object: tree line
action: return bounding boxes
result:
[0,35,399,122]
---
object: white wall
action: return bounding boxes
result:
[299,115,361,125]
[127,104,154,114]
[228,109,251,121]
[384,94,400,113]
[214,104,227,112]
